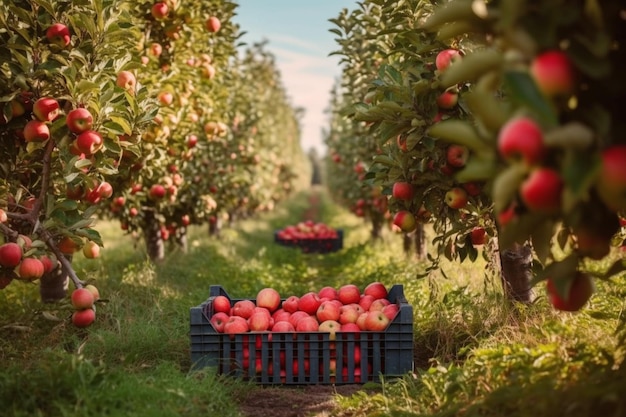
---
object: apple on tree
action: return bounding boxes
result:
[46,23,71,48]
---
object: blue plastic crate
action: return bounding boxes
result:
[274,229,343,254]
[189,284,413,384]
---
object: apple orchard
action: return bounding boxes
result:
[1,0,625,340]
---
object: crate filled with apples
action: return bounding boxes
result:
[190,282,413,384]
[274,221,343,254]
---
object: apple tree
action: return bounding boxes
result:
[0,0,157,323]
[421,0,626,309]
[327,0,498,268]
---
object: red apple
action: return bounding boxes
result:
[444,187,468,209]
[212,295,231,314]
[0,208,7,223]
[382,303,399,320]
[295,315,319,332]
[40,255,56,274]
[224,316,249,335]
[46,23,71,48]
[340,322,361,333]
[338,284,361,305]
[210,311,230,332]
[206,16,221,33]
[72,308,95,328]
[436,90,458,109]
[316,300,341,322]
[66,108,93,134]
[71,288,95,309]
[369,298,391,312]
[288,311,310,328]
[392,181,415,200]
[248,311,271,331]
[23,120,50,142]
[149,184,166,200]
[256,287,281,312]
[392,210,417,233]
[271,321,295,332]
[470,227,487,245]
[363,281,388,300]
[158,91,174,106]
[595,145,626,211]
[232,299,255,319]
[17,257,44,280]
[546,272,593,312]
[520,168,563,213]
[76,130,103,155]
[318,286,338,300]
[298,291,322,315]
[446,145,469,168]
[151,2,169,20]
[338,304,359,324]
[58,236,79,254]
[530,50,575,97]
[435,48,461,71]
[149,42,163,57]
[282,295,299,313]
[33,97,60,122]
[272,309,291,323]
[358,294,375,312]
[497,117,545,165]
[356,312,369,330]
[116,71,136,94]
[0,242,22,268]
[364,311,390,331]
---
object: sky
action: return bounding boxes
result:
[232,0,359,155]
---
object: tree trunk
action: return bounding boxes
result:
[143,211,164,262]
[370,214,383,240]
[413,223,427,260]
[499,240,534,303]
[174,226,188,253]
[209,216,222,237]
[39,255,70,303]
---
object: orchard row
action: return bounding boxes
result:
[0,0,310,325]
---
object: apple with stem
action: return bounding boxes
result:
[446,145,469,168]
[66,108,93,134]
[444,187,468,209]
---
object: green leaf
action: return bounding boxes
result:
[502,71,559,128]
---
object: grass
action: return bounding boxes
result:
[1,186,625,416]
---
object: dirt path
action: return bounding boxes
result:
[237,384,367,417]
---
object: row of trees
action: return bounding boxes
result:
[0,0,310,319]
[325,0,625,308]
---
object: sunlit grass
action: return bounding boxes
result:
[1,187,625,417]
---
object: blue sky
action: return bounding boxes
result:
[232,1,359,154]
